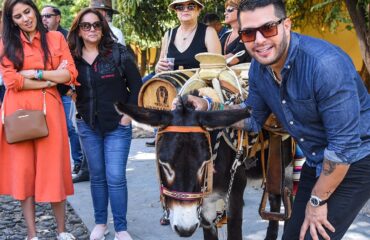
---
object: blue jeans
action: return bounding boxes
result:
[142,71,155,83]
[76,119,132,231]
[62,95,83,165]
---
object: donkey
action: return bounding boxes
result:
[115,98,291,240]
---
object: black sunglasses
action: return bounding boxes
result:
[225,7,235,13]
[174,4,197,11]
[238,18,286,43]
[79,21,103,32]
[41,14,57,19]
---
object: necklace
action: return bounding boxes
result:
[180,24,198,41]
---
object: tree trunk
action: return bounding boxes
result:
[360,61,370,92]
[344,0,370,92]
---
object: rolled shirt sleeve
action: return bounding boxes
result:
[0,57,25,91]
[0,40,25,91]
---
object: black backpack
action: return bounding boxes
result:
[112,43,127,79]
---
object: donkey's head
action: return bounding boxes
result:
[115,97,250,237]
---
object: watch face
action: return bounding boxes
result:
[310,196,320,207]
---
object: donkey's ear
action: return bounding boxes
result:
[115,102,172,127]
[197,107,251,129]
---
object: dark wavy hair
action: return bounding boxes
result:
[67,8,115,59]
[0,0,49,70]
[238,0,286,20]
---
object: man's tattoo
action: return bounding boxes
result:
[322,158,345,176]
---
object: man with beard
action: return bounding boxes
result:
[184,0,370,239]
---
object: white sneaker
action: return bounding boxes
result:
[25,237,38,240]
[114,231,133,240]
[57,232,76,240]
[90,224,109,240]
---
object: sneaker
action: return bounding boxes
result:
[72,170,90,183]
[114,231,133,240]
[90,224,109,240]
[57,232,76,240]
[145,140,155,147]
[72,163,81,175]
[25,237,38,240]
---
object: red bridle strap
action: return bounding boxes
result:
[161,186,204,201]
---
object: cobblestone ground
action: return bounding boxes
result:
[0,124,154,240]
[0,195,89,240]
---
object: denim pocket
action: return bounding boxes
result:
[288,98,319,123]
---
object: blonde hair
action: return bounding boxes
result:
[225,0,240,8]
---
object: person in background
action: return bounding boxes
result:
[203,12,228,39]
[221,0,250,65]
[67,7,142,240]
[41,5,67,37]
[155,0,221,73]
[90,0,125,45]
[146,0,222,148]
[41,5,85,177]
[186,0,370,239]
[0,0,78,239]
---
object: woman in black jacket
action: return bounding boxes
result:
[67,8,142,240]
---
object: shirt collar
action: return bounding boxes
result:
[20,30,41,43]
[282,32,300,71]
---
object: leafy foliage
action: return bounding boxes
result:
[115,0,225,49]
[34,0,88,29]
[286,0,352,32]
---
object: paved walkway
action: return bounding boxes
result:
[68,138,370,240]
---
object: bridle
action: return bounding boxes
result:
[156,126,214,209]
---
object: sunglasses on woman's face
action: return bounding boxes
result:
[225,7,235,13]
[238,18,285,43]
[79,21,103,32]
[174,4,197,12]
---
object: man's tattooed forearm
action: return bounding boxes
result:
[322,158,345,176]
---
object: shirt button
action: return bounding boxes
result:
[287,65,291,69]
[312,152,316,156]
[289,121,294,125]
[282,100,286,104]
[300,138,304,142]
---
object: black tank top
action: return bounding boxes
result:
[167,23,208,70]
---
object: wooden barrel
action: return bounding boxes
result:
[138,70,195,110]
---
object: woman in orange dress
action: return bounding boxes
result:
[0,0,78,239]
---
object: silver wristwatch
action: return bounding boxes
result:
[309,195,328,207]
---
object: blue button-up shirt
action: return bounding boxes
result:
[242,32,370,176]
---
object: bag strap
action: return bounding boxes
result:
[2,89,47,124]
[112,43,124,78]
